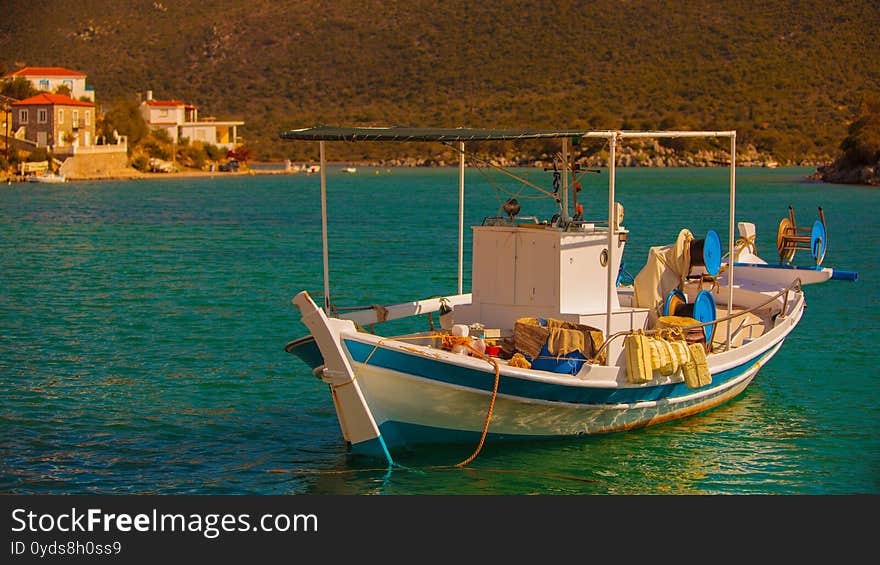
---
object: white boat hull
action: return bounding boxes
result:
[28,173,66,183]
[352,343,777,452]
[293,289,802,460]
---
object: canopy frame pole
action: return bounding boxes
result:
[605,132,617,349]
[561,137,570,222]
[458,141,465,295]
[726,133,736,351]
[319,140,330,312]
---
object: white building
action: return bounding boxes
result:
[2,67,95,101]
[139,90,243,150]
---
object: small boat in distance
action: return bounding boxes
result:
[280,126,857,467]
[28,171,67,183]
[340,166,357,174]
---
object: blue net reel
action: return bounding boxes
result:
[688,229,722,277]
[776,206,827,266]
[663,288,717,344]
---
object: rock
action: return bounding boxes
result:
[813,159,880,186]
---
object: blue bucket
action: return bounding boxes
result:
[527,343,587,375]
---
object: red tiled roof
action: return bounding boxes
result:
[3,66,86,78]
[144,99,188,107]
[12,93,94,107]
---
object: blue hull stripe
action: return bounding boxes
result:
[344,338,766,405]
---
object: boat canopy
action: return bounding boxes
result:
[281,126,738,349]
[280,126,601,142]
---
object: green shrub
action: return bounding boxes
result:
[177,144,206,169]
[131,154,149,171]
[202,143,223,161]
[26,147,49,162]
[141,139,170,160]
[151,128,172,143]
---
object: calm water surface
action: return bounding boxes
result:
[1,166,877,494]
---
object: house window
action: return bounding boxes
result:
[38,79,49,90]
[159,109,168,118]
[37,109,47,123]
[85,111,90,126]
[58,132,64,146]
[62,79,73,90]
[73,110,79,127]
[19,109,28,122]
[58,109,64,124]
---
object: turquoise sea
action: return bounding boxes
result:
[1,166,877,495]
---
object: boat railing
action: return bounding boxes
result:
[591,277,804,361]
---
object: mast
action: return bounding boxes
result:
[605,132,617,344]
[458,141,465,295]
[319,141,330,312]
[726,133,736,351]
[561,137,570,223]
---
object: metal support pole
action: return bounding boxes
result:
[726,133,736,351]
[319,140,330,312]
[605,133,617,350]
[458,141,465,295]
[561,137,570,223]
[4,106,9,165]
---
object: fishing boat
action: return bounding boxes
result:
[281,126,856,465]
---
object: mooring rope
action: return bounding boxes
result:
[341,331,502,467]
[455,343,501,467]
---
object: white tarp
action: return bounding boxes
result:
[633,228,694,326]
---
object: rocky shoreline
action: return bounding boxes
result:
[808,158,880,186]
[2,143,843,183]
[373,140,825,169]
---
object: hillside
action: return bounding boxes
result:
[2,0,878,162]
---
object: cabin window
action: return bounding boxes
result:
[58,109,64,124]
[19,109,28,122]
[37,109,47,123]
[38,79,49,90]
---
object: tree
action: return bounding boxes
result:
[0,77,37,100]
[839,94,880,167]
[54,84,72,97]
[99,98,148,145]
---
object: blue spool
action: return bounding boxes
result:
[689,229,722,276]
[810,220,827,265]
[692,290,717,344]
[703,229,722,276]
[663,288,687,317]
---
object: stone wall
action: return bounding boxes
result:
[58,150,135,179]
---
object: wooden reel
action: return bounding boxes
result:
[776,206,827,266]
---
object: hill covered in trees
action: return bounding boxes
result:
[1,0,878,163]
